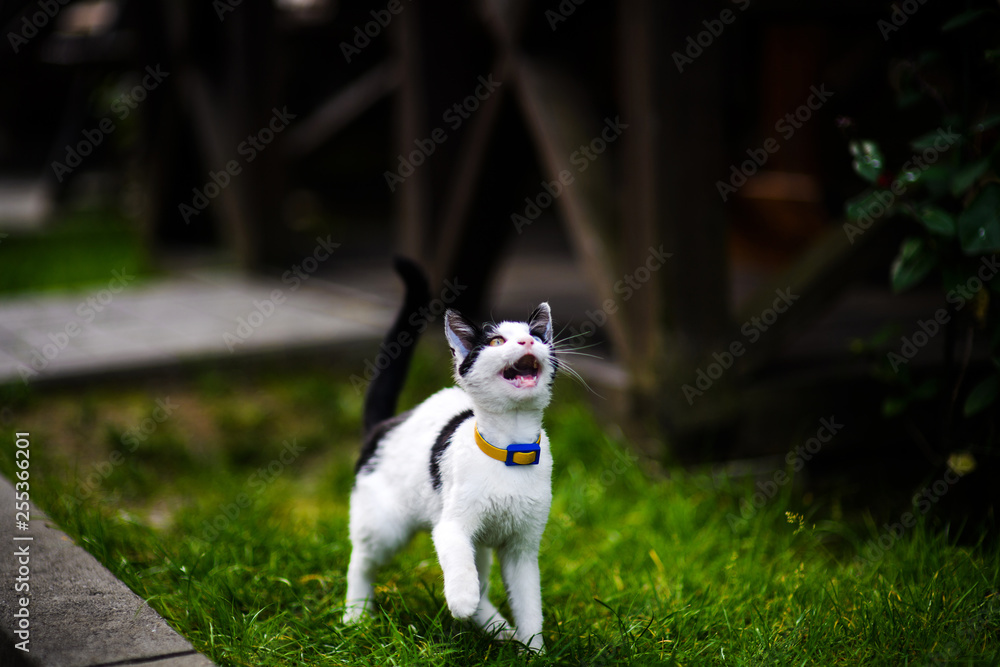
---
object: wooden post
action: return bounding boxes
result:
[618,0,662,396]
[648,0,733,457]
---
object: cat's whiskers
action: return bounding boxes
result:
[549,338,603,397]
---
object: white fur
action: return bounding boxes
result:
[344,306,555,652]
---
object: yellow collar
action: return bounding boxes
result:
[474,423,541,466]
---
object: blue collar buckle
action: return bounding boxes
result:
[504,442,541,466]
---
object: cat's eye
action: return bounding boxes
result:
[488,336,505,347]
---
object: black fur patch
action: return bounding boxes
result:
[528,306,551,342]
[355,410,412,475]
[429,409,474,490]
[457,324,495,377]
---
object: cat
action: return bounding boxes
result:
[343,257,556,652]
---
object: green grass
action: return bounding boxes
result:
[1,352,998,665]
[0,208,153,294]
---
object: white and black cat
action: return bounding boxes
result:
[344,258,556,652]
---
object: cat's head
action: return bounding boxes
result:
[444,303,556,411]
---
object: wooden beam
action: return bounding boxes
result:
[641,1,731,456]
[182,68,257,267]
[432,0,532,284]
[617,0,661,393]
[653,2,730,357]
[284,60,401,158]
[510,56,632,371]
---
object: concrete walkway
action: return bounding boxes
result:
[0,474,214,667]
[0,269,395,386]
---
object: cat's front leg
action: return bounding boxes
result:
[432,520,480,619]
[499,545,545,652]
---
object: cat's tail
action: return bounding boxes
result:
[362,256,431,434]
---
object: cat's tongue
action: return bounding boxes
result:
[503,354,540,388]
[511,374,538,389]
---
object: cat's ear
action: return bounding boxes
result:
[528,302,552,344]
[445,309,478,361]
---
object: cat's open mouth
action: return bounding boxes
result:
[501,354,540,389]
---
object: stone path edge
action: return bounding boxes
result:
[2,336,379,391]
[0,474,215,667]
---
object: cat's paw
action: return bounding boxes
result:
[475,610,514,641]
[517,635,545,654]
[342,601,370,625]
[445,584,481,620]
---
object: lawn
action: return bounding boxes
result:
[0,208,153,295]
[1,349,997,666]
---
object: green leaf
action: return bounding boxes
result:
[917,163,956,185]
[891,236,938,292]
[891,164,950,199]
[846,190,893,222]
[910,206,956,237]
[958,183,1000,255]
[951,158,990,197]
[942,9,988,31]
[911,126,963,154]
[963,374,999,417]
[849,140,885,184]
[895,169,921,187]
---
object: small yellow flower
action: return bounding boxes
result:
[785,511,806,534]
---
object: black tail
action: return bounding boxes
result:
[362,256,431,434]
